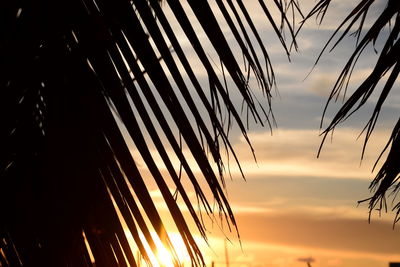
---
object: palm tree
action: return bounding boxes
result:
[1,0,399,266]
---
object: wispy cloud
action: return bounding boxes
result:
[231,128,391,180]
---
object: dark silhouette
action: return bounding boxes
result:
[302,0,400,224]
[298,257,315,267]
[0,0,298,266]
[1,0,399,266]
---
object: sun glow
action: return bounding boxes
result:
[126,231,199,267]
[155,244,175,267]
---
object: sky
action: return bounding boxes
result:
[124,1,400,267]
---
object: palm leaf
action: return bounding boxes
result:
[0,0,297,266]
[303,0,400,222]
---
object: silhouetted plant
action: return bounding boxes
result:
[0,0,298,266]
[1,0,399,266]
[301,0,400,225]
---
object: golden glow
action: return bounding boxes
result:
[155,245,174,267]
[166,234,191,263]
[125,231,199,267]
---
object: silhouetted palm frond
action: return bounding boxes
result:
[0,0,298,266]
[304,0,400,223]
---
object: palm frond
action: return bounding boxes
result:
[0,0,297,266]
[303,0,400,221]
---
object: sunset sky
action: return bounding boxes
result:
[125,1,400,266]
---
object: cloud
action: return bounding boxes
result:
[231,128,391,180]
[308,68,373,98]
[235,212,400,256]
[229,203,274,214]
